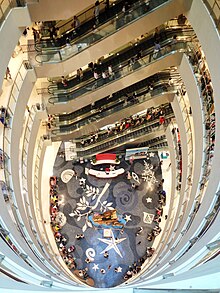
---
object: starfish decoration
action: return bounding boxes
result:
[117,266,122,273]
[124,214,132,222]
[92,264,99,271]
[110,165,115,171]
[146,197,152,203]
[98,230,126,258]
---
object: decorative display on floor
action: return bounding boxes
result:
[98,230,127,258]
[143,212,155,224]
[142,161,157,187]
[86,248,96,262]
[52,149,166,288]
[69,182,113,232]
[88,209,126,229]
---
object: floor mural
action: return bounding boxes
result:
[52,148,165,288]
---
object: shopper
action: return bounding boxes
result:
[72,15,81,33]
[94,1,100,25]
[5,67,12,80]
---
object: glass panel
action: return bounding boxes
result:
[203,0,220,31]
[36,0,169,63]
[49,41,187,105]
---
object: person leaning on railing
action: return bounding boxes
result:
[72,15,81,34]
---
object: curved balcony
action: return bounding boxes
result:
[47,41,188,115]
[56,72,172,123]
[47,25,193,103]
[72,103,173,157]
[35,0,140,53]
[51,84,176,141]
[33,0,192,78]
[35,0,167,64]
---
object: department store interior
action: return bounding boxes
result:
[0,0,220,292]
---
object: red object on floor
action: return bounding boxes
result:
[96,153,116,161]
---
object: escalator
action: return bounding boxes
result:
[73,103,174,157]
[48,26,193,103]
[34,0,192,79]
[35,0,168,64]
[35,0,140,52]
[47,39,192,116]
[51,81,176,139]
[56,72,174,124]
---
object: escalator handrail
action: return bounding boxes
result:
[35,0,170,63]
[56,83,176,130]
[48,40,188,104]
[78,115,174,157]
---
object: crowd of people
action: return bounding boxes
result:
[171,127,182,191]
[188,47,215,193]
[147,193,165,243]
[123,247,155,280]
[49,176,77,270]
[79,104,168,147]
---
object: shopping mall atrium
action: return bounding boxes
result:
[0,0,220,292]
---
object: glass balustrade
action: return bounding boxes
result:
[183,41,215,232]
[1,62,64,277]
[56,75,172,124]
[149,40,216,270]
[49,41,188,104]
[35,0,169,63]
[61,103,172,142]
[203,0,220,31]
[0,0,26,26]
[52,85,176,136]
[77,112,174,157]
[137,92,193,278]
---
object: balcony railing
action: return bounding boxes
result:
[203,0,220,31]
[2,61,65,277]
[0,0,26,26]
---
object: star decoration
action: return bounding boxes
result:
[98,230,126,258]
[149,152,155,157]
[110,165,115,171]
[146,197,152,203]
[92,264,99,271]
[117,266,122,273]
[79,177,86,185]
[124,214,132,222]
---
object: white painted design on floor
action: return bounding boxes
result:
[92,264,99,271]
[132,172,140,184]
[79,177,86,185]
[124,214,132,222]
[61,169,75,183]
[85,184,99,200]
[98,230,126,258]
[146,197,152,203]
[109,165,115,171]
[55,212,67,227]
[86,248,96,261]
[142,161,157,187]
[69,182,111,232]
[116,266,122,273]
[143,212,154,224]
